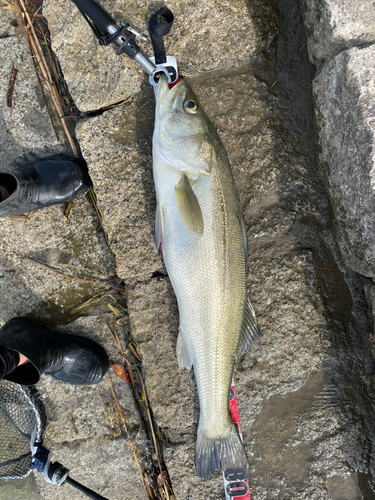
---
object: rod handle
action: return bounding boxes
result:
[65,476,110,500]
[71,0,115,32]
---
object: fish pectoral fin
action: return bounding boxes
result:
[154,202,165,251]
[174,175,204,234]
[176,328,192,370]
[236,296,260,362]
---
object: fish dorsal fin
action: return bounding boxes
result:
[176,328,192,370]
[174,174,204,234]
[236,296,260,361]
[241,211,248,261]
[154,202,165,251]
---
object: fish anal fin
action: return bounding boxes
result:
[154,202,165,251]
[236,296,260,361]
[174,175,203,234]
[176,328,192,370]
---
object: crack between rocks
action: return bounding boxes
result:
[82,95,134,117]
[80,62,257,116]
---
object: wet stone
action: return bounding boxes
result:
[43,0,277,112]
[312,45,375,278]
[0,35,66,165]
[364,282,375,384]
[75,88,164,281]
[0,192,116,325]
[0,33,116,325]
[34,436,144,500]
[326,473,363,500]
[0,475,41,500]
[2,0,375,498]
[74,63,375,498]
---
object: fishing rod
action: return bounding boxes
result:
[32,445,109,499]
[69,0,172,84]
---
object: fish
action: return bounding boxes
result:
[152,75,260,481]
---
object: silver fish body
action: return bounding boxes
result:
[152,77,259,481]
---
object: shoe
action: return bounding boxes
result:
[0,317,109,386]
[0,155,92,217]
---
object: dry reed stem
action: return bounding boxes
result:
[99,96,133,111]
[7,214,29,220]
[107,373,151,499]
[21,256,125,291]
[88,188,109,243]
[101,314,131,366]
[103,314,153,494]
[13,0,78,155]
[109,305,172,500]
[0,0,14,10]
[136,367,169,500]
[32,61,60,140]
[69,291,112,314]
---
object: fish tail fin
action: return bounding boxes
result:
[195,422,249,482]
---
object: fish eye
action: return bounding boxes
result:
[184,100,198,114]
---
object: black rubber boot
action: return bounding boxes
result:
[0,317,109,386]
[0,155,92,217]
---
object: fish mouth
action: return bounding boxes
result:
[156,75,185,112]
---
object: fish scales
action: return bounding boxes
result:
[152,76,259,481]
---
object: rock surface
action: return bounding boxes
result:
[34,315,146,500]
[76,89,163,280]
[364,282,375,383]
[301,0,375,67]
[75,11,375,492]
[0,31,115,324]
[301,13,375,494]
[0,8,20,36]
[0,35,65,166]
[43,0,277,112]
[0,475,41,500]
[0,17,142,500]
[2,0,375,499]
[312,44,375,278]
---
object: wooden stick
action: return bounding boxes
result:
[6,64,18,107]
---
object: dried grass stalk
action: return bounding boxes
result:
[12,0,78,155]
